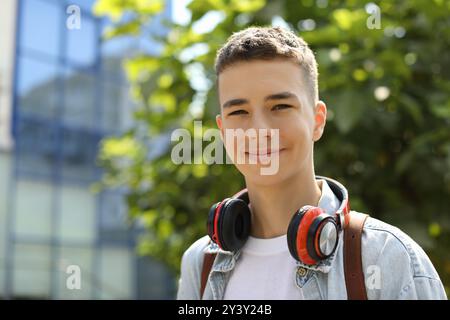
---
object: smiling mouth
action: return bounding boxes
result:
[245,148,285,156]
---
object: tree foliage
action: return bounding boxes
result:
[93,0,450,295]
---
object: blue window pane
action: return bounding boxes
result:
[100,39,133,81]
[17,55,59,119]
[66,14,97,67]
[101,82,130,132]
[98,191,130,243]
[100,18,136,81]
[100,33,135,57]
[71,0,96,12]
[16,116,58,177]
[100,50,127,82]
[61,129,100,182]
[20,0,61,58]
[63,68,97,129]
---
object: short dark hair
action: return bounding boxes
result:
[215,26,319,105]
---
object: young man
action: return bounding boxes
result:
[176,26,447,300]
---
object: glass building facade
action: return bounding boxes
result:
[0,0,175,299]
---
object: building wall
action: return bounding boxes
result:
[0,152,12,296]
[0,0,175,299]
[0,0,18,298]
[0,0,16,151]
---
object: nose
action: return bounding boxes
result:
[250,111,272,139]
[246,110,279,151]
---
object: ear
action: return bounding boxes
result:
[216,114,224,141]
[313,100,327,142]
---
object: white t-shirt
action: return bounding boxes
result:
[223,179,340,300]
[223,234,303,300]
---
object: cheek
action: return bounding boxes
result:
[282,118,313,150]
[220,125,246,163]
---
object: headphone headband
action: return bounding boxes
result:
[231,188,249,203]
[315,176,350,228]
[230,176,350,228]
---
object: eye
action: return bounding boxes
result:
[228,109,248,116]
[272,104,292,111]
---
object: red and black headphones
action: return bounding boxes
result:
[207,176,350,266]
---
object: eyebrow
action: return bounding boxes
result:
[222,91,298,109]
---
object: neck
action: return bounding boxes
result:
[245,166,322,239]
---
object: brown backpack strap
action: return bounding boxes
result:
[200,252,216,299]
[344,211,369,300]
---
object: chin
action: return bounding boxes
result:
[240,165,291,187]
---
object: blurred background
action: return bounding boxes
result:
[0,0,176,299]
[0,0,449,299]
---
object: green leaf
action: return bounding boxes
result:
[231,0,266,13]
[333,91,364,134]
[431,104,450,119]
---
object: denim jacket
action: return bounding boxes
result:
[177,179,446,300]
[176,212,447,300]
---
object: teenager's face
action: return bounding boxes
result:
[216,58,327,186]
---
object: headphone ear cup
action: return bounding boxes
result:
[218,198,251,252]
[287,206,326,265]
[207,198,231,248]
[287,206,309,262]
[207,202,220,243]
[308,214,338,260]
